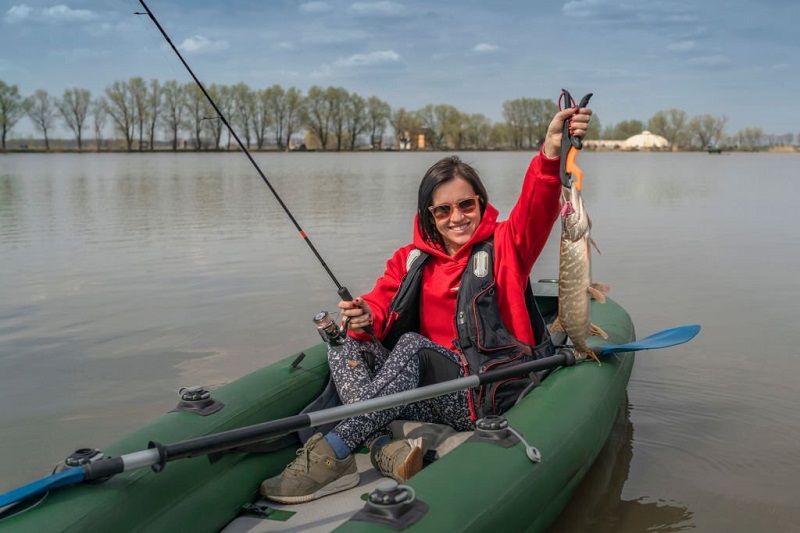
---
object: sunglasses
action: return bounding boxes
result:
[428,196,481,220]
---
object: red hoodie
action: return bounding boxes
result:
[360,152,562,350]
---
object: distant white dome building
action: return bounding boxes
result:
[623,131,670,150]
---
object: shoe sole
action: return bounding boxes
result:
[394,446,423,482]
[262,472,360,504]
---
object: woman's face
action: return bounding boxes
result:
[430,177,481,255]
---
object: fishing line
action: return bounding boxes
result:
[133,0,358,303]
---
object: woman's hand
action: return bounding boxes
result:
[338,297,373,333]
[543,105,593,159]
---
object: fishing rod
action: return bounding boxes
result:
[134,0,359,305]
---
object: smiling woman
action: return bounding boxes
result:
[259,102,595,505]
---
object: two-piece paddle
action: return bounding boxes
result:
[0,324,700,509]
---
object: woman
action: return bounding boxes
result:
[260,102,592,504]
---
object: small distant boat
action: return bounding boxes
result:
[707,146,723,154]
[1,281,637,532]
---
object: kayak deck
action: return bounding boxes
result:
[1,284,635,532]
[224,421,472,532]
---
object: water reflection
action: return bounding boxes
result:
[2,152,800,529]
[550,397,694,532]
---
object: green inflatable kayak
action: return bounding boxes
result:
[1,281,636,532]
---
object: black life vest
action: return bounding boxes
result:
[382,240,554,419]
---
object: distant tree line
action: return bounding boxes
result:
[0,78,795,152]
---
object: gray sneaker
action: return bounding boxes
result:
[260,433,359,504]
[369,437,423,483]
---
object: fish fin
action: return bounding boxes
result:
[549,317,565,333]
[589,323,609,339]
[590,238,601,255]
[588,283,610,302]
[578,348,602,365]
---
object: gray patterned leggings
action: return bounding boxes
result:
[328,332,474,452]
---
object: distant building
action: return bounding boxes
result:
[584,131,670,151]
[623,131,670,150]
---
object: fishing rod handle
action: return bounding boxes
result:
[337,287,375,336]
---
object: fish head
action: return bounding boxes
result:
[560,183,590,241]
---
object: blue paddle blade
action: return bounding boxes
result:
[0,467,85,509]
[597,324,701,355]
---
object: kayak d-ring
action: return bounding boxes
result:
[351,479,429,530]
[468,416,542,463]
[170,386,225,416]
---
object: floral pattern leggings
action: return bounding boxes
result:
[328,332,474,452]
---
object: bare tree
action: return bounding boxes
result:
[91,97,108,151]
[303,85,334,150]
[0,80,24,150]
[687,114,728,149]
[605,119,645,140]
[105,80,136,150]
[206,83,231,149]
[231,82,255,149]
[344,92,367,151]
[389,107,420,149]
[184,83,211,150]
[732,127,763,151]
[417,104,461,149]
[264,84,286,150]
[23,89,57,150]
[366,96,390,149]
[502,97,557,149]
[57,87,91,150]
[648,109,688,149]
[160,80,186,150]
[283,87,303,150]
[327,87,349,151]
[252,87,272,149]
[145,79,161,151]
[128,77,149,150]
[464,113,492,150]
[502,99,526,149]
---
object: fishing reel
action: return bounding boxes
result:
[312,311,350,346]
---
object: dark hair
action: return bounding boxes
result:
[417,155,488,249]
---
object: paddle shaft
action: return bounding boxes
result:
[113,325,706,469]
[131,350,574,471]
[1,324,701,507]
[1,350,571,508]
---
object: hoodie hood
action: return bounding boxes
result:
[413,202,499,260]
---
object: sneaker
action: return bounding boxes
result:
[369,437,423,483]
[259,433,359,504]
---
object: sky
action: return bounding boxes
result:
[1,0,798,138]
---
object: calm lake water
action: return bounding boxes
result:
[1,151,799,530]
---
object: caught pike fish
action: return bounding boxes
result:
[549,182,610,363]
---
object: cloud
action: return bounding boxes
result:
[473,43,498,53]
[349,1,405,16]
[686,55,732,68]
[562,0,696,26]
[333,50,401,67]
[667,40,696,52]
[177,35,230,53]
[300,2,333,14]
[312,50,401,78]
[4,4,97,23]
